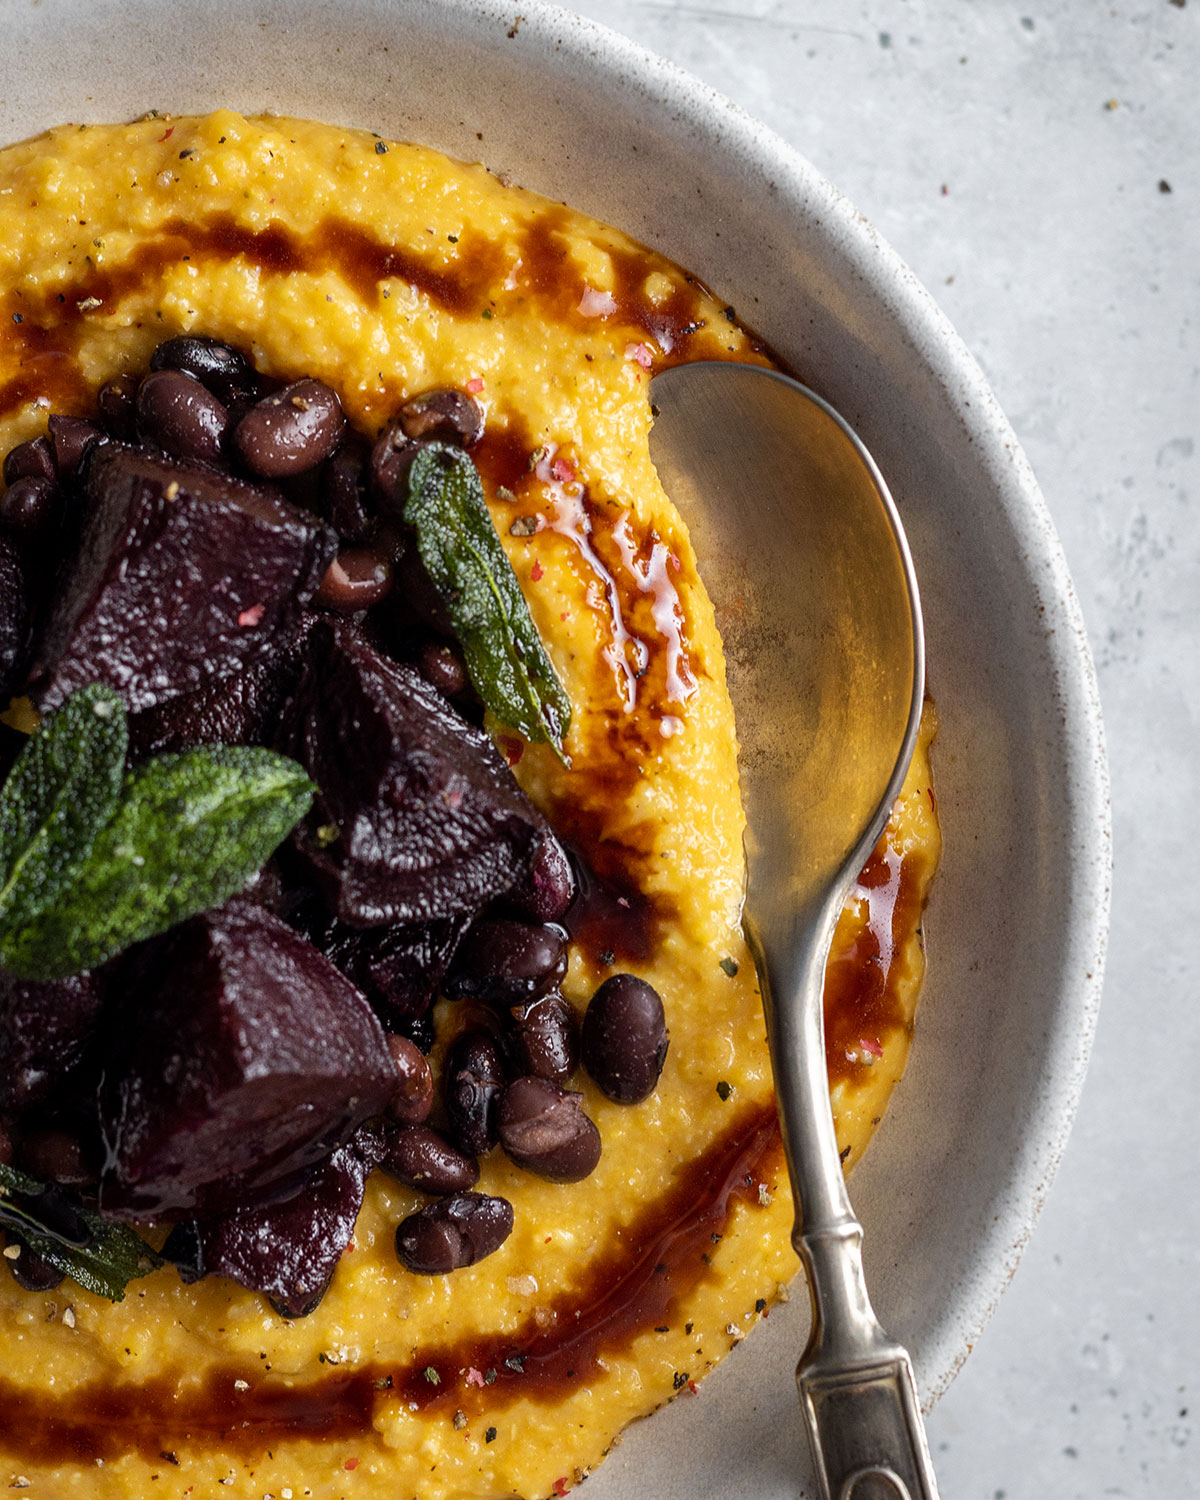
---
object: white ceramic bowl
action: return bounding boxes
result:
[1,2,1111,1495]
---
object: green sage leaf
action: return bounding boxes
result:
[0,684,126,934]
[404,443,571,755]
[0,1163,160,1301]
[0,744,314,981]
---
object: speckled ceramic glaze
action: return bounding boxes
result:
[0,1,1111,1495]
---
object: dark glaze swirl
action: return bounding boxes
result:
[0,1112,783,1465]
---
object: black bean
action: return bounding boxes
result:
[5,1236,64,1292]
[509,991,580,1085]
[25,1186,90,1247]
[17,1128,97,1188]
[47,415,103,479]
[445,919,568,1007]
[506,830,576,924]
[316,547,393,613]
[0,476,58,538]
[3,436,55,486]
[386,1035,434,1126]
[381,1124,479,1194]
[136,369,229,464]
[395,1191,513,1274]
[234,378,344,477]
[417,640,467,699]
[321,437,373,540]
[150,335,253,402]
[96,373,140,439]
[389,539,454,635]
[369,417,419,513]
[398,388,484,448]
[443,1029,508,1156]
[497,1076,601,1182]
[582,974,669,1104]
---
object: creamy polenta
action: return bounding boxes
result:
[0,113,941,1499]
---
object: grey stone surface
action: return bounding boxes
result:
[559,2,1199,1496]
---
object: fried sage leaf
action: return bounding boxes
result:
[404,443,571,755]
[0,745,315,981]
[0,684,126,936]
[0,685,316,981]
[0,1162,160,1301]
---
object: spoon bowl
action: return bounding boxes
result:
[649,361,937,1500]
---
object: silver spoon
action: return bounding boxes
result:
[649,361,939,1500]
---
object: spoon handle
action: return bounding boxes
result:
[751,915,941,1500]
[798,1340,938,1500]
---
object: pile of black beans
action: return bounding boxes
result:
[0,332,674,1292]
[387,926,670,1274]
[0,333,490,651]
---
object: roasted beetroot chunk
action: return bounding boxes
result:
[319,914,468,1032]
[0,535,30,697]
[166,1124,385,1317]
[284,619,543,926]
[127,612,318,759]
[0,971,105,1114]
[99,899,396,1221]
[28,446,337,713]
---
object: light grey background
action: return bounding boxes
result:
[557,2,1197,1498]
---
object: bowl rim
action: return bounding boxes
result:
[480,0,1113,1404]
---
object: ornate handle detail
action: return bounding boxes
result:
[799,1351,939,1500]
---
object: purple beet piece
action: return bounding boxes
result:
[127,611,318,759]
[0,971,105,1114]
[166,1123,385,1317]
[282,619,544,926]
[0,534,30,697]
[99,899,396,1221]
[28,445,337,713]
[320,914,468,1030]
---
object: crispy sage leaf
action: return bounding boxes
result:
[0,1162,159,1301]
[0,739,315,982]
[0,684,126,935]
[405,443,571,754]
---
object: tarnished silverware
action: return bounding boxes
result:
[649,362,938,1500]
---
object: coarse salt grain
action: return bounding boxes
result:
[577,286,616,318]
[507,1274,538,1297]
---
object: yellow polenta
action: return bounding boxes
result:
[0,113,941,1499]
